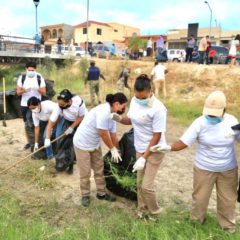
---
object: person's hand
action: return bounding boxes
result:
[110,113,122,122]
[65,127,74,135]
[44,138,51,148]
[110,147,122,163]
[132,157,146,172]
[34,143,39,152]
[150,144,171,153]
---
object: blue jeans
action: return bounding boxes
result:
[56,117,65,138]
[43,127,54,159]
[157,47,163,61]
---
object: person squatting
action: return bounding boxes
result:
[19,64,240,232]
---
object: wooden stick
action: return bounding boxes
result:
[0,133,66,175]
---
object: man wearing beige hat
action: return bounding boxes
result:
[150,90,240,233]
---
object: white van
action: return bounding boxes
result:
[167,49,186,62]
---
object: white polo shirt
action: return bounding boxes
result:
[127,96,167,153]
[73,103,116,151]
[151,64,167,82]
[180,113,240,172]
[50,96,87,122]
[17,73,46,107]
[32,100,58,127]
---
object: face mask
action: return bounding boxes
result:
[205,115,223,125]
[60,104,70,110]
[135,97,150,106]
[27,70,36,78]
[32,107,40,113]
[117,107,125,115]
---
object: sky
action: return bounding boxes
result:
[0,0,239,37]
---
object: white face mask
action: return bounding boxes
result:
[32,107,40,113]
[27,70,36,78]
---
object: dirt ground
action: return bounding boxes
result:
[1,116,240,219]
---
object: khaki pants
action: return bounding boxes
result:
[74,147,106,197]
[153,80,166,98]
[136,152,164,215]
[88,80,100,105]
[192,166,238,230]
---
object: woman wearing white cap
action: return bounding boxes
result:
[151,90,240,232]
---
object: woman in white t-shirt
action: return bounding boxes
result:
[229,34,240,67]
[151,91,240,232]
[73,93,128,207]
[111,74,167,217]
[45,89,88,174]
[27,96,57,159]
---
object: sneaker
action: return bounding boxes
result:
[23,143,31,150]
[81,196,90,207]
[96,193,116,202]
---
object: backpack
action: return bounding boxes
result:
[21,74,56,100]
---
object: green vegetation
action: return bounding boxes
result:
[164,99,203,125]
[128,35,147,51]
[0,192,239,240]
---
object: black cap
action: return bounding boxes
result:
[57,89,73,101]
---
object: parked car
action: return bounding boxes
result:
[51,45,86,56]
[92,44,110,58]
[192,46,228,64]
[167,49,186,62]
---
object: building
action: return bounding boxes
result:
[74,20,140,44]
[167,27,240,49]
[40,23,74,46]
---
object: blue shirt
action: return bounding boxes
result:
[87,66,100,80]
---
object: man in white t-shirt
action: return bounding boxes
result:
[151,91,240,232]
[27,96,58,159]
[151,61,168,98]
[16,61,46,150]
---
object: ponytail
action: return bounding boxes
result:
[106,93,128,106]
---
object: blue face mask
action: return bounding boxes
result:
[135,97,150,106]
[27,70,36,78]
[205,115,223,125]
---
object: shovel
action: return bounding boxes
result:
[2,77,7,127]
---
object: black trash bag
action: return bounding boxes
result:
[41,80,56,101]
[104,129,137,201]
[55,120,75,173]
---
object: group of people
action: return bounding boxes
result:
[16,61,240,233]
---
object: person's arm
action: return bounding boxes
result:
[70,116,84,129]
[16,86,27,96]
[100,73,106,81]
[120,116,132,125]
[143,132,161,159]
[34,126,40,143]
[110,132,119,148]
[98,129,114,149]
[38,87,46,96]
[171,140,188,151]
[46,120,56,139]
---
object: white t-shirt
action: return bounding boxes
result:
[17,73,46,107]
[73,103,116,151]
[147,40,153,48]
[50,96,87,122]
[127,96,167,153]
[32,100,58,127]
[151,64,167,82]
[229,39,240,57]
[180,113,240,172]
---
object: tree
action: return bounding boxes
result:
[128,36,147,52]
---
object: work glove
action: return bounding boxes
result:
[132,157,146,172]
[110,113,122,122]
[65,127,74,135]
[44,138,51,148]
[110,147,122,163]
[150,144,171,153]
[34,143,39,152]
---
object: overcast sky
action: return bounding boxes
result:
[0,0,239,37]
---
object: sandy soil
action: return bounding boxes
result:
[1,116,240,218]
